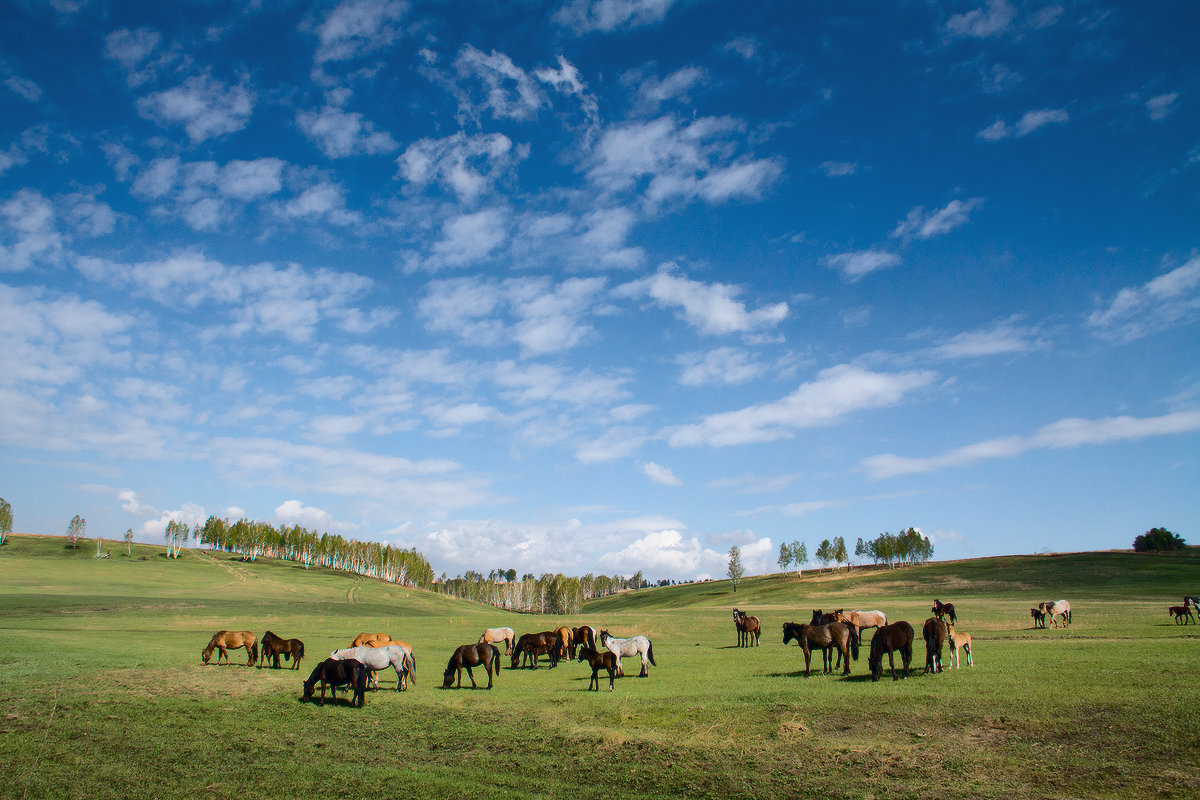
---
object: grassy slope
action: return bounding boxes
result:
[2,535,1199,800]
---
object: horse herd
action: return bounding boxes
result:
[200,624,658,706]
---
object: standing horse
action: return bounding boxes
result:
[810,609,838,625]
[782,622,857,676]
[330,645,415,691]
[733,609,761,647]
[554,626,575,660]
[576,647,619,691]
[258,631,305,670]
[931,599,957,624]
[351,632,391,648]
[947,622,973,667]
[1030,607,1047,628]
[302,658,367,707]
[1185,596,1200,613]
[510,632,561,670]
[599,630,656,677]
[923,617,948,674]
[573,626,599,652]
[1039,600,1071,628]
[442,643,501,689]
[202,630,258,666]
[1168,606,1196,625]
[478,627,515,653]
[834,609,887,642]
[868,621,915,681]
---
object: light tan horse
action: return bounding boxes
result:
[834,609,887,641]
[352,632,391,647]
[947,622,973,668]
[478,627,516,653]
[202,630,258,666]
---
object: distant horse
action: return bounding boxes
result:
[931,599,957,624]
[573,626,599,652]
[869,621,915,682]
[834,609,887,641]
[442,643,501,689]
[733,609,761,647]
[302,658,367,707]
[600,630,656,678]
[478,627,515,653]
[1030,607,1047,628]
[259,631,305,670]
[1184,596,1199,613]
[510,632,561,670]
[202,630,258,666]
[922,617,948,674]
[1169,606,1196,625]
[576,646,619,691]
[330,645,415,691]
[810,609,838,625]
[352,632,391,648]
[782,622,857,676]
[554,626,575,660]
[947,622,973,668]
[1039,600,1071,628]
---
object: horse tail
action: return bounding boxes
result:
[491,644,501,678]
[251,641,259,663]
[849,627,860,661]
[647,640,657,667]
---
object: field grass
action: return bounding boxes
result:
[2,535,1199,800]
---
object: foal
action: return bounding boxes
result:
[576,646,618,691]
[1168,605,1196,625]
[947,622,973,668]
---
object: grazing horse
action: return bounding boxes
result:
[352,632,391,648]
[572,626,599,652]
[259,631,305,670]
[1039,600,1071,628]
[922,617,948,674]
[1030,607,1047,628]
[442,643,501,689]
[947,622,973,668]
[1169,605,1196,625]
[302,658,367,707]
[868,621,915,682]
[576,646,619,691]
[510,632,561,670]
[330,645,415,691]
[733,609,761,647]
[202,630,258,666]
[782,622,857,676]
[931,599,957,624]
[599,630,656,678]
[554,626,575,660]
[478,627,515,653]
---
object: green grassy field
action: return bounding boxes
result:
[2,535,1198,800]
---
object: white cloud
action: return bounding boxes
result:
[314,0,408,64]
[0,189,64,271]
[640,461,682,486]
[678,347,766,386]
[397,132,524,203]
[1146,92,1179,121]
[137,74,254,142]
[454,45,547,122]
[822,249,902,281]
[298,105,398,158]
[118,489,158,517]
[628,65,706,113]
[139,503,206,538]
[820,161,860,177]
[617,265,788,335]
[412,208,508,271]
[554,0,675,34]
[275,499,336,529]
[103,27,166,87]
[945,0,1016,38]
[1088,257,1200,341]
[978,108,1068,141]
[891,198,983,240]
[928,317,1043,360]
[595,526,733,578]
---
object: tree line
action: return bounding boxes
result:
[774,527,936,573]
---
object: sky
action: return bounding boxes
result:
[1,0,1198,582]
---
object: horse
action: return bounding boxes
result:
[202,630,258,666]
[1183,596,1199,613]
[1030,607,1047,628]
[442,643,501,689]
[733,609,761,647]
[258,631,305,670]
[923,617,948,674]
[833,609,887,645]
[330,645,415,691]
[1039,600,1071,628]
[554,626,575,660]
[782,622,857,676]
[576,646,619,691]
[931,599,957,624]
[1168,605,1196,625]
[599,630,656,678]
[572,626,599,652]
[810,609,838,626]
[352,632,391,648]
[868,621,915,681]
[947,622,973,668]
[510,632,561,670]
[478,627,515,653]
[302,658,367,707]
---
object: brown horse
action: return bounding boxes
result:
[931,599,957,624]
[510,631,561,670]
[733,609,761,647]
[572,626,599,652]
[1168,605,1196,625]
[202,630,258,666]
[833,609,887,641]
[947,622,973,667]
[478,627,515,653]
[1030,607,1047,628]
[258,631,305,670]
[554,626,575,660]
[810,609,838,625]
[576,646,619,691]
[868,621,915,681]
[783,622,857,676]
[442,643,501,689]
[351,632,391,648]
[922,617,948,674]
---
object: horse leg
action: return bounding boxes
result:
[965,643,973,667]
[589,666,599,691]
[802,645,812,677]
[840,643,851,676]
[639,655,648,677]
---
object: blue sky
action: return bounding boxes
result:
[2,0,1198,581]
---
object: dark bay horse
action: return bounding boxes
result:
[810,609,838,625]
[510,632,561,670]
[573,626,599,652]
[443,643,501,689]
[259,631,305,670]
[302,658,367,707]
[733,609,761,647]
[1169,605,1196,624]
[783,622,857,676]
[1030,607,1047,628]
[869,621,915,681]
[202,630,258,666]
[576,646,619,691]
[931,599,957,624]
[922,617,948,674]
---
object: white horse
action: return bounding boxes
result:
[330,645,415,691]
[478,627,516,653]
[599,630,656,677]
[1039,600,1071,628]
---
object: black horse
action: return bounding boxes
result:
[922,617,948,674]
[302,658,367,707]
[259,631,305,670]
[869,621,915,681]
[443,643,502,689]
[931,599,958,624]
